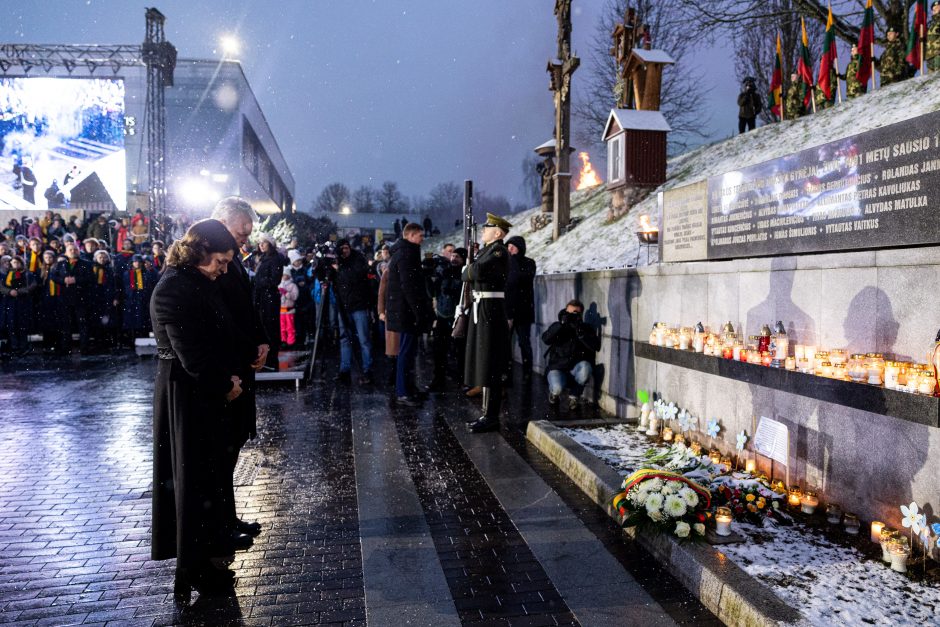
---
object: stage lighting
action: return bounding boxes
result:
[219,35,240,59]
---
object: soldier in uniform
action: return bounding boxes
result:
[784,73,804,119]
[815,65,839,110]
[878,26,907,86]
[928,1,940,71]
[845,44,867,99]
[464,213,512,434]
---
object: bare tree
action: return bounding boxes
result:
[352,185,376,213]
[519,155,541,208]
[731,0,826,124]
[674,0,914,49]
[378,181,407,214]
[574,0,711,156]
[312,182,350,214]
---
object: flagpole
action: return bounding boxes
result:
[871,42,876,91]
[836,49,843,103]
[922,22,927,76]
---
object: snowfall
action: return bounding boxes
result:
[428,71,940,275]
[566,424,940,626]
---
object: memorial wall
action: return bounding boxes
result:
[527,109,940,531]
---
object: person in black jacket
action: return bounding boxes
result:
[385,223,434,406]
[541,299,600,410]
[211,197,270,541]
[52,242,93,355]
[332,239,374,384]
[505,235,536,383]
[737,77,762,134]
[253,234,287,370]
[151,219,249,602]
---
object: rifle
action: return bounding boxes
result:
[451,180,475,338]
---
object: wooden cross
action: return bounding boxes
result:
[549,0,580,240]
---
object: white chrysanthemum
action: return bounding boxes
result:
[693,523,706,536]
[663,481,679,494]
[674,521,691,538]
[649,510,664,522]
[632,490,649,506]
[679,487,699,508]
[664,495,687,518]
[645,478,664,493]
[644,493,664,514]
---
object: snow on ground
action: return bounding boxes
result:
[428,72,940,274]
[565,424,940,626]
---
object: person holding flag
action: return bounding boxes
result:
[767,33,783,120]
[928,1,940,70]
[845,44,867,98]
[906,0,929,74]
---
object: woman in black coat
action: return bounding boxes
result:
[252,236,286,369]
[150,219,252,601]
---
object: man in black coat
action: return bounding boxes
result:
[385,222,434,406]
[211,197,269,542]
[464,213,512,433]
[541,299,600,410]
[737,77,762,134]
[332,239,374,384]
[52,242,93,354]
[505,235,536,383]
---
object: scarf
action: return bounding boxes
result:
[129,268,143,290]
[4,270,23,288]
[28,251,40,272]
[95,266,107,285]
[48,279,59,296]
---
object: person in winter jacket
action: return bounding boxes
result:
[278,269,299,347]
[737,77,762,134]
[385,224,434,406]
[1,256,36,355]
[332,239,374,384]
[252,235,287,369]
[541,299,600,410]
[504,235,536,382]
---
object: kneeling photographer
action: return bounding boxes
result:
[541,299,600,410]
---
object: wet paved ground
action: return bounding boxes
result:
[0,349,720,626]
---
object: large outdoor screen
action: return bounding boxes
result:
[0,77,126,212]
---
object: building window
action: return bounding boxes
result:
[608,134,624,183]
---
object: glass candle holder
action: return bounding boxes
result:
[819,361,833,378]
[678,328,691,350]
[843,512,860,534]
[830,349,847,366]
[785,356,796,371]
[794,344,806,360]
[887,539,911,573]
[848,354,867,382]
[918,370,937,395]
[761,351,773,367]
[870,520,885,543]
[831,363,848,381]
[708,449,721,465]
[787,486,802,508]
[720,456,732,468]
[814,351,830,371]
[884,361,901,389]
[715,506,733,536]
[800,490,819,514]
[825,503,842,524]
[745,458,756,473]
[662,427,674,442]
[646,416,660,437]
[866,353,885,385]
[673,433,686,446]
[880,527,900,562]
[797,357,812,373]
[689,441,702,456]
[732,343,743,361]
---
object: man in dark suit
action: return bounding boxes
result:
[211,197,269,545]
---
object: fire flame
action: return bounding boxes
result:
[575,151,602,190]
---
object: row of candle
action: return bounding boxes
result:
[649,322,939,396]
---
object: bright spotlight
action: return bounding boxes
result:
[219,35,240,58]
[178,178,221,208]
[340,205,352,215]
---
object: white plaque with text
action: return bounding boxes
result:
[753,416,789,465]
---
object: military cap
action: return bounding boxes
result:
[934,1,939,7]
[887,25,898,34]
[483,213,513,232]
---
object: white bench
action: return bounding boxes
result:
[255,370,305,391]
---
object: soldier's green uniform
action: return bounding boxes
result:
[815,68,838,110]
[845,54,867,98]
[878,38,907,86]
[928,13,940,71]
[784,82,804,119]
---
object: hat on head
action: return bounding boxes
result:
[934,1,939,7]
[506,235,527,255]
[132,254,144,263]
[282,266,292,277]
[287,249,303,264]
[483,213,513,233]
[887,25,898,34]
[152,240,165,248]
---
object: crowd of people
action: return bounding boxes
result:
[0,209,167,356]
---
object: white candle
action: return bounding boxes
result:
[870,521,885,544]
[715,513,732,536]
[745,459,756,473]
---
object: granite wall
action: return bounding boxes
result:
[527,245,940,539]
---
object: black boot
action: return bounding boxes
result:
[469,386,502,433]
[174,564,235,604]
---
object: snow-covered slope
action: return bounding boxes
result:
[428,71,940,274]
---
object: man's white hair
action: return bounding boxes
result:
[211,196,258,224]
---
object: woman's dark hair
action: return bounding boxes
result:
[166,219,237,268]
